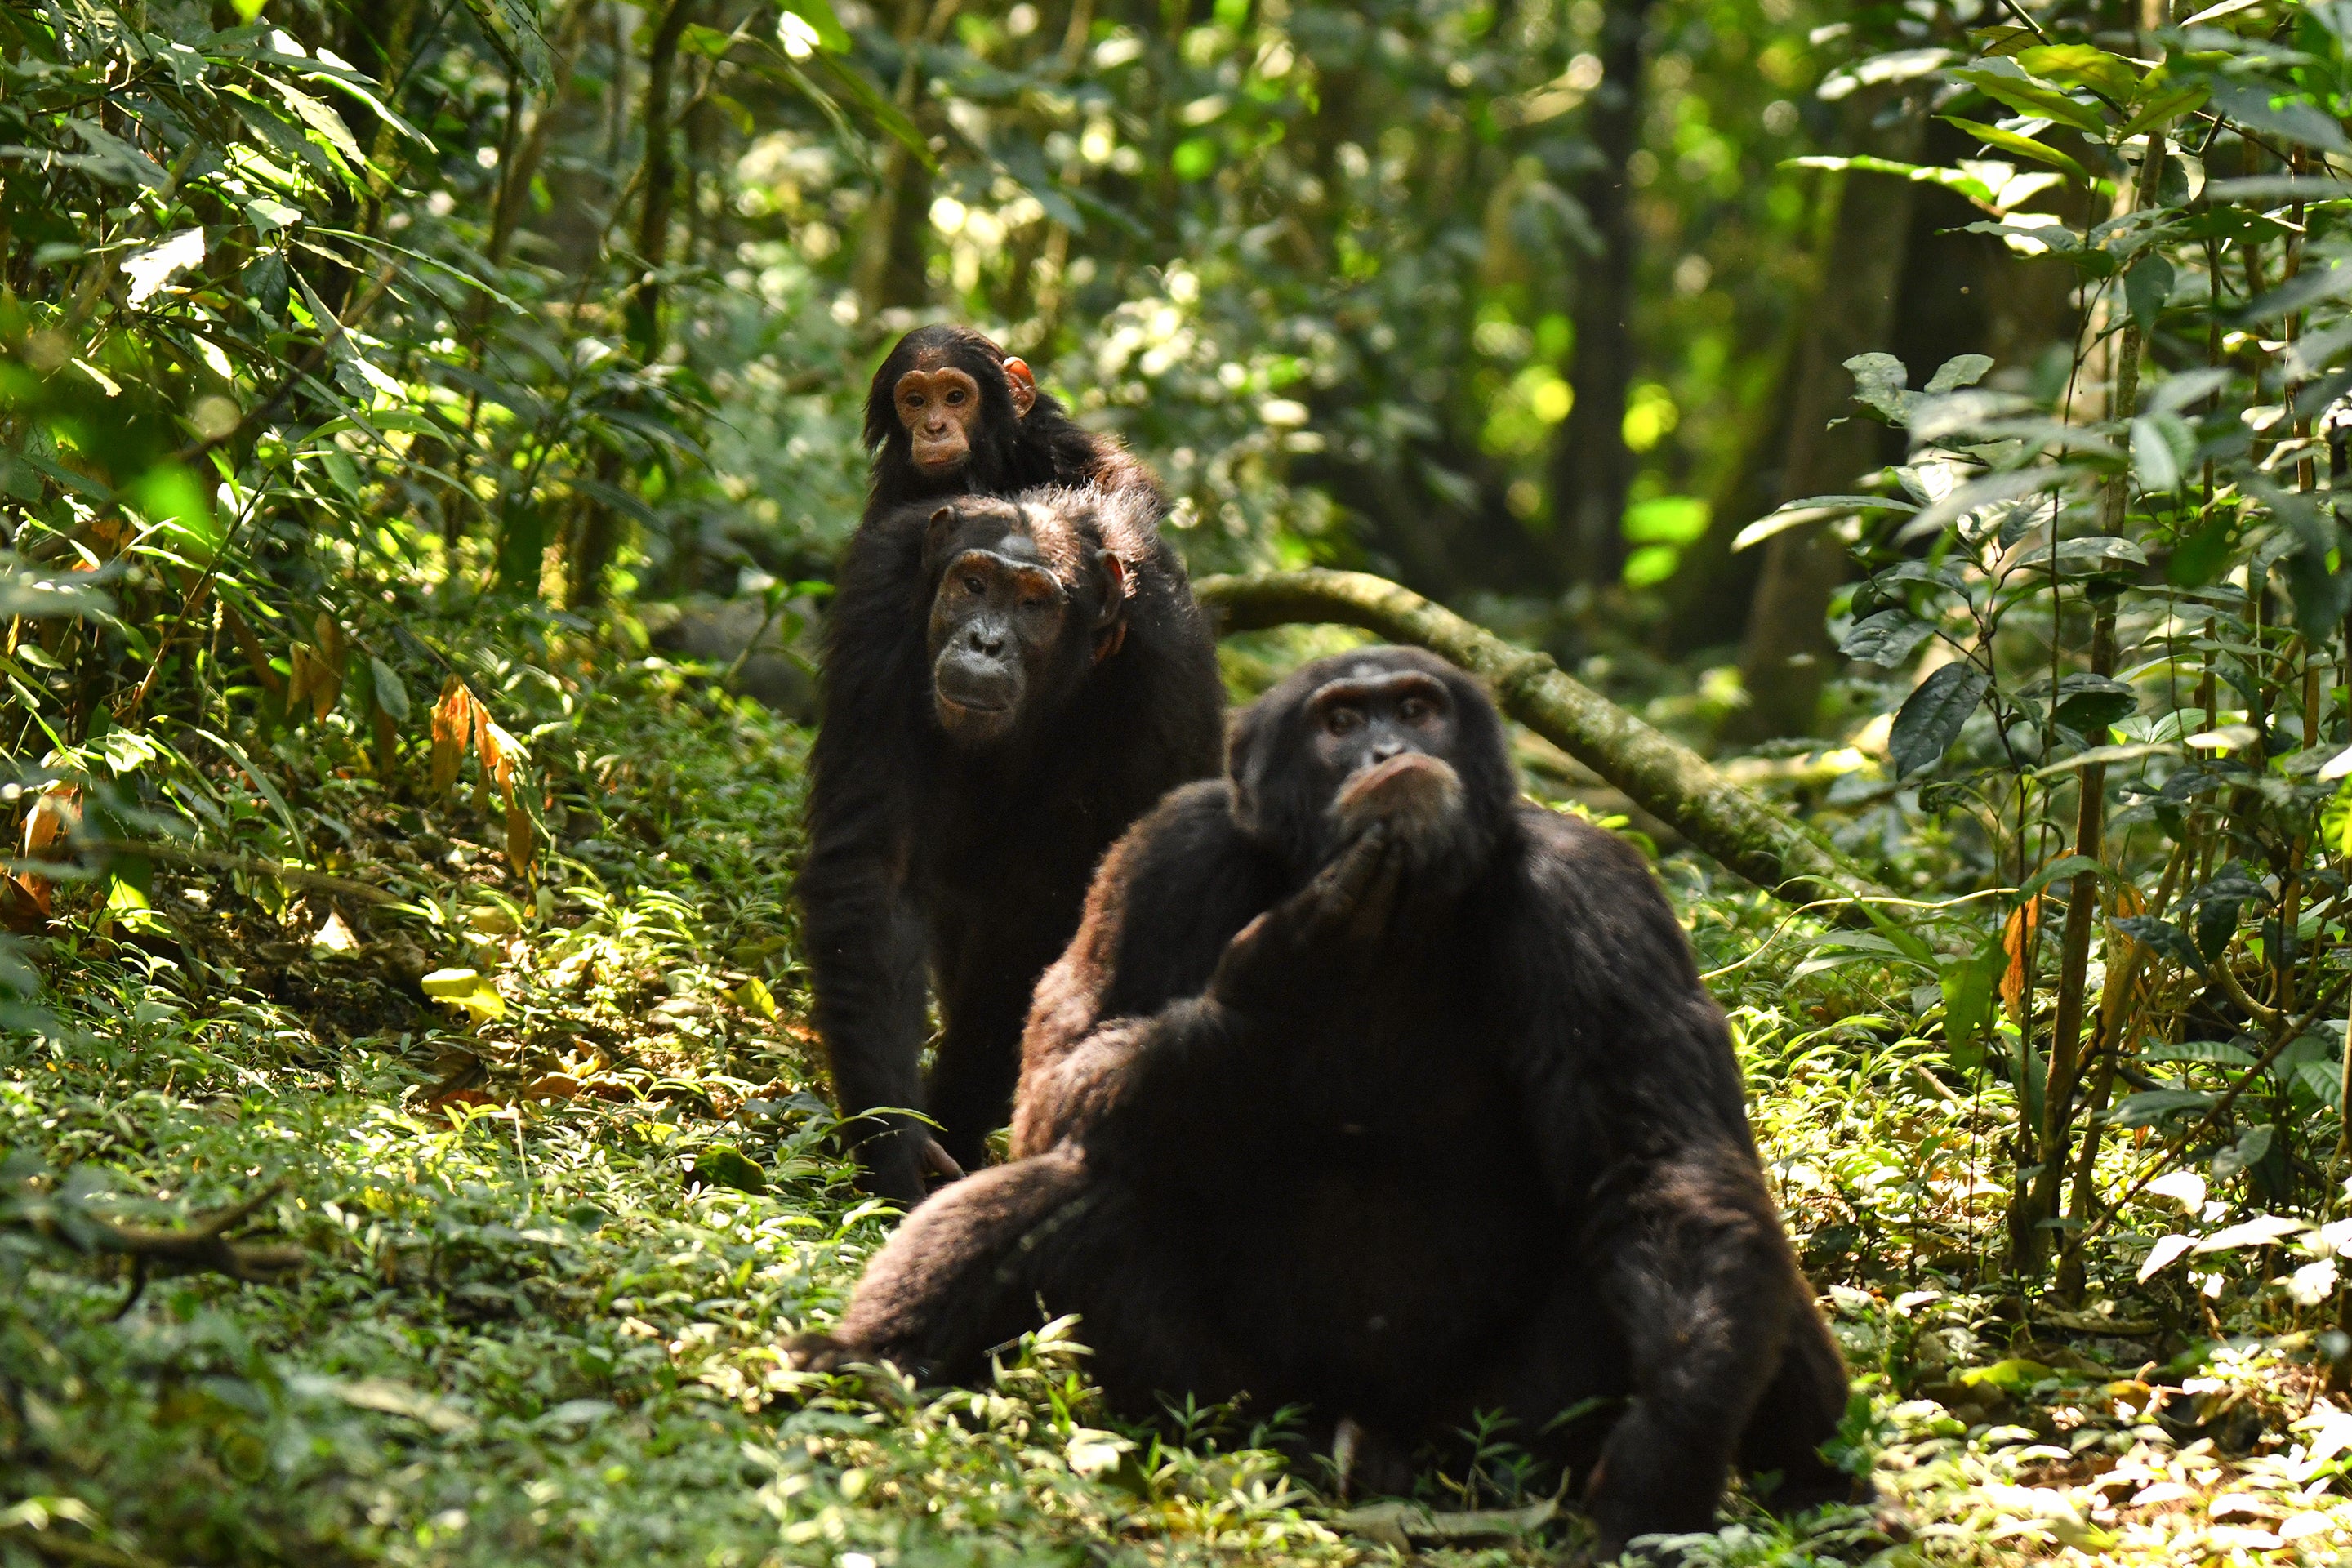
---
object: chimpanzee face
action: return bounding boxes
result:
[1307,665,1468,849]
[896,366,983,475]
[923,506,1121,747]
[892,352,1040,478]
[1230,647,1509,881]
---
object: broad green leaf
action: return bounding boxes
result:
[2019,853,2105,900]
[422,968,506,1021]
[1960,1358,2055,1391]
[1950,69,2107,137]
[2142,1040,2257,1067]
[1940,117,2090,182]
[1840,609,1937,666]
[2125,254,2174,331]
[2112,1088,2216,1127]
[370,657,410,721]
[1924,354,1995,394]
[1940,933,2007,1071]
[1889,661,1992,777]
[2016,44,2140,102]
[2297,1059,2344,1107]
[1782,155,1998,208]
[2118,82,2210,140]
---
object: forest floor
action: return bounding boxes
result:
[7,624,2352,1568]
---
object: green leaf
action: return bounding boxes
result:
[2015,43,2140,103]
[2132,413,2189,494]
[2143,1040,2257,1066]
[780,0,850,51]
[2020,853,2105,900]
[2118,82,2211,140]
[1840,609,1937,666]
[2296,1059,2343,1107]
[688,1143,766,1193]
[1960,1357,2055,1392]
[2053,675,2137,736]
[1940,117,2090,183]
[1782,155,1998,208]
[422,968,506,1021]
[2112,1088,2216,1128]
[1940,933,2006,1072]
[2125,254,2174,331]
[369,657,409,721]
[1889,661,1992,777]
[1949,69,2107,137]
[1925,354,1995,394]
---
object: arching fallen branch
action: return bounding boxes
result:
[1195,568,1895,911]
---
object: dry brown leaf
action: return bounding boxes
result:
[286,643,315,710]
[220,602,285,696]
[2002,893,2042,1022]
[372,705,399,778]
[504,799,535,874]
[10,785,80,930]
[430,676,475,795]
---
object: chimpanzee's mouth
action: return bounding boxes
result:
[938,693,1009,715]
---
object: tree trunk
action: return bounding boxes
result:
[853,0,948,314]
[1548,0,1655,587]
[1726,104,1924,743]
[627,0,700,359]
[1196,569,1895,910]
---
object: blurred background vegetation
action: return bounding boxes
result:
[24,0,2352,1561]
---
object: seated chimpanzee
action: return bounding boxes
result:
[797,481,1223,1204]
[791,646,1857,1556]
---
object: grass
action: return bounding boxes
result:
[6,621,2352,1567]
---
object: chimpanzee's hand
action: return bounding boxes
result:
[1208,825,1401,1014]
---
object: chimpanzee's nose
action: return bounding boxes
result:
[1370,734,1404,762]
[968,626,1004,656]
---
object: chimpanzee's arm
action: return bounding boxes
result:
[1010,782,1273,1156]
[799,512,940,1204]
[1511,811,1819,1552]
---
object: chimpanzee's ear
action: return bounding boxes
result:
[1090,550,1129,662]
[1003,357,1038,419]
[923,505,959,567]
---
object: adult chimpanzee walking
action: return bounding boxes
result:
[793,647,1856,1556]
[798,478,1222,1205]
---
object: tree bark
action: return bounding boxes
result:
[1548,0,1655,587]
[628,0,701,359]
[853,0,950,313]
[1726,104,1924,744]
[1196,569,1895,910]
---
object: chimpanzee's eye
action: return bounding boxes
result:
[1399,697,1430,724]
[946,388,966,404]
[1325,706,1362,735]
[962,574,986,595]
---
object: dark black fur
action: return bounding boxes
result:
[795,648,1855,1556]
[862,324,1161,520]
[799,483,1223,1204]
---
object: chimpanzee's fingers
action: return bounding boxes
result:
[921,1138,967,1182]
[1299,825,1395,942]
[1341,844,1405,944]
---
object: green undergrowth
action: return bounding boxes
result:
[6,621,2352,1568]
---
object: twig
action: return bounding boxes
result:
[14,1179,307,1284]
[76,838,399,905]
